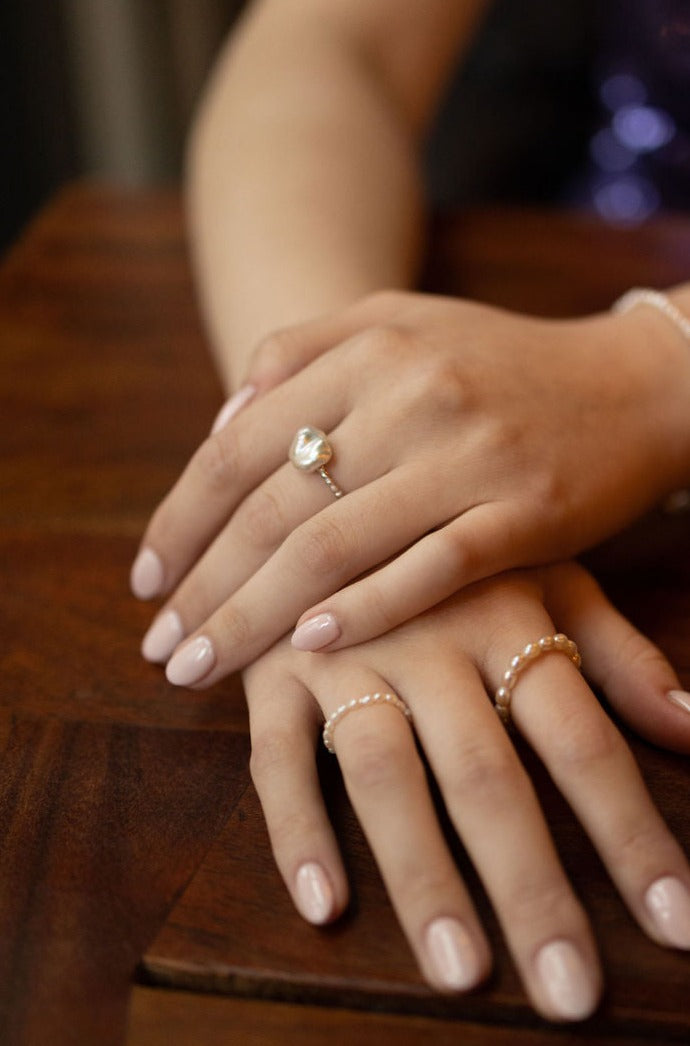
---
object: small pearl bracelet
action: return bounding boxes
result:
[613,288,690,514]
[612,287,690,344]
[322,692,413,753]
[494,633,582,725]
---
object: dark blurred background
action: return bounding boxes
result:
[1,0,688,254]
[0,0,244,251]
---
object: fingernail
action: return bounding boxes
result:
[667,690,690,715]
[425,917,481,991]
[141,609,184,663]
[165,635,215,686]
[295,862,334,925]
[211,384,257,434]
[130,547,164,599]
[535,940,598,1021]
[645,876,690,948]
[291,613,341,652]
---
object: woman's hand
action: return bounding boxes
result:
[131,290,690,687]
[242,561,690,1021]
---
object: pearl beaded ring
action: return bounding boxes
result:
[322,692,413,753]
[494,633,581,725]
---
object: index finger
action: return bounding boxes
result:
[130,358,349,599]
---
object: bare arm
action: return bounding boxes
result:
[186,0,488,389]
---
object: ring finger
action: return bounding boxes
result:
[377,644,602,1022]
[506,633,690,952]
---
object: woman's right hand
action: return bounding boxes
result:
[133,290,690,689]
[243,561,690,1022]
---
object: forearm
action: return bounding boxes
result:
[186,4,425,391]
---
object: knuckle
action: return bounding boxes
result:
[249,728,297,788]
[360,578,401,633]
[552,705,623,771]
[530,468,571,520]
[192,430,239,491]
[432,525,472,582]
[251,328,299,380]
[217,602,252,651]
[233,485,286,552]
[417,358,469,414]
[441,739,523,806]
[291,516,351,580]
[362,288,403,313]
[397,869,459,915]
[618,629,668,677]
[342,730,418,793]
[270,807,320,856]
[611,819,666,868]
[506,875,576,931]
[357,323,411,367]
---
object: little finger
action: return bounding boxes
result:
[543,563,690,753]
[391,651,602,1022]
[292,503,539,652]
[501,632,690,952]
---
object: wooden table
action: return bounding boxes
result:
[0,184,688,1045]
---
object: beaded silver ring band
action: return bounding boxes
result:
[322,692,413,754]
[494,633,582,726]
[289,425,344,499]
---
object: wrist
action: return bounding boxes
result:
[609,285,690,493]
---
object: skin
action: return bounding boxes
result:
[129,0,690,1019]
[136,292,690,682]
[245,563,690,1020]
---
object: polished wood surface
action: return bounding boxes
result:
[1,184,689,1045]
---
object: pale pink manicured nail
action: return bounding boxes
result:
[130,547,164,599]
[165,635,215,686]
[141,609,184,663]
[667,690,690,715]
[211,384,257,434]
[645,876,690,948]
[291,613,341,651]
[535,940,598,1020]
[295,862,334,924]
[425,917,481,991]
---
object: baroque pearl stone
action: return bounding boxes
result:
[289,426,333,472]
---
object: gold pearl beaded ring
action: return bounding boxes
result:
[322,692,413,754]
[494,633,582,725]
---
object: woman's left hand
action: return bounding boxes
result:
[242,561,690,1021]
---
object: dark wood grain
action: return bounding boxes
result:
[0,184,248,1045]
[143,733,690,1037]
[125,987,668,1046]
[1,184,690,1044]
[0,716,248,1046]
